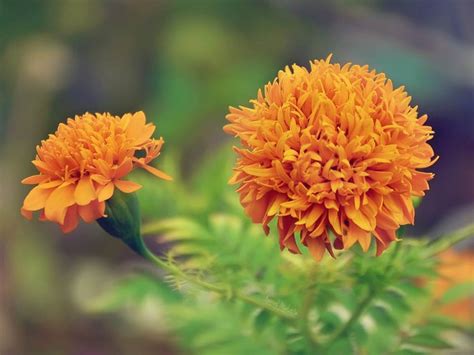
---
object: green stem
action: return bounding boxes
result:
[425,223,474,257]
[135,234,297,321]
[299,284,319,349]
[324,287,377,347]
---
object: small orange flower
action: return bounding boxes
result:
[224,56,437,260]
[21,111,172,233]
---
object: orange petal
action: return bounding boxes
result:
[44,184,76,224]
[114,180,142,193]
[114,159,133,179]
[61,205,79,233]
[328,209,342,235]
[345,204,374,231]
[38,180,64,189]
[284,235,301,254]
[91,174,110,185]
[306,236,326,261]
[20,207,33,220]
[246,194,271,224]
[305,205,325,229]
[374,228,397,256]
[74,176,96,206]
[376,209,399,230]
[23,186,55,211]
[126,111,156,146]
[358,232,371,252]
[21,175,49,185]
[98,182,114,202]
[78,200,104,222]
[141,164,173,181]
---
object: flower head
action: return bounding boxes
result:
[21,111,172,233]
[224,56,436,260]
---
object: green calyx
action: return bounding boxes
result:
[97,189,143,255]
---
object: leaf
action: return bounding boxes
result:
[393,348,428,355]
[381,288,411,314]
[368,302,399,328]
[440,281,474,304]
[86,273,179,312]
[326,338,353,355]
[252,308,273,332]
[404,333,452,349]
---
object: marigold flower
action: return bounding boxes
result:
[224,56,437,260]
[21,111,172,233]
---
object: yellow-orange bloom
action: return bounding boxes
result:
[21,111,172,233]
[224,56,436,260]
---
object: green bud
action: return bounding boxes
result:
[97,189,143,254]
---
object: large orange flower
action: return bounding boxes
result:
[21,111,172,233]
[224,56,436,260]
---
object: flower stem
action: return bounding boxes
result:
[135,234,297,321]
[299,283,320,349]
[425,223,474,257]
[324,287,376,348]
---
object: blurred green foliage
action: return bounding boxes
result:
[82,153,474,354]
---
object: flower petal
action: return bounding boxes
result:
[44,184,76,224]
[61,205,79,233]
[98,182,114,202]
[114,180,142,193]
[74,176,96,206]
[306,236,326,261]
[20,207,33,220]
[23,186,55,211]
[78,200,105,222]
[114,159,133,179]
[141,164,173,181]
[21,174,49,185]
[345,204,374,231]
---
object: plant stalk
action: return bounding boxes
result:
[135,234,297,321]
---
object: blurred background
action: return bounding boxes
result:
[1,0,473,354]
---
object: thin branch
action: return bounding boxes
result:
[323,287,377,348]
[425,223,474,257]
[135,233,297,321]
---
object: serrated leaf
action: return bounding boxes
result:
[85,274,179,312]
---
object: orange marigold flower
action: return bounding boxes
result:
[21,111,172,233]
[224,56,437,260]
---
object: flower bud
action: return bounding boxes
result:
[97,189,142,254]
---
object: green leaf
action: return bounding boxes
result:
[326,338,353,355]
[368,303,399,328]
[393,348,428,355]
[381,288,411,314]
[86,273,179,312]
[404,333,452,349]
[440,281,474,304]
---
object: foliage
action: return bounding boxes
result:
[81,149,474,355]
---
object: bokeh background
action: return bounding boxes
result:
[1,0,473,354]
